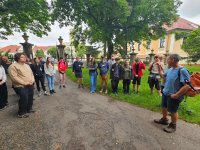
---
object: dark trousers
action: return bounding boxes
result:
[14,86,34,115]
[111,77,119,93]
[35,76,46,92]
[123,79,131,94]
[0,83,8,108]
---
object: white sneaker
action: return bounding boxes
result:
[44,91,50,96]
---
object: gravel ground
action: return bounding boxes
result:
[0,77,200,150]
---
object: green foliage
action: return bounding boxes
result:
[175,31,190,40]
[67,65,200,124]
[52,0,181,58]
[182,27,200,62]
[0,0,51,39]
[35,49,45,58]
[47,47,57,59]
[76,43,87,58]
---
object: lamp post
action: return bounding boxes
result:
[129,42,138,64]
[164,49,169,65]
[20,33,34,60]
[56,36,66,59]
[148,49,155,63]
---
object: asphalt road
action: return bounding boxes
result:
[0,77,200,150]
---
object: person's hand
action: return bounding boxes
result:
[170,94,179,99]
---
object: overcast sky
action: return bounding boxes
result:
[0,0,200,47]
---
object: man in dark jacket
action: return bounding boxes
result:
[110,57,123,94]
[73,57,84,88]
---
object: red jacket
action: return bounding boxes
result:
[58,60,68,72]
[132,62,146,77]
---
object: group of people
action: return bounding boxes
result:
[0,52,191,133]
[0,52,68,118]
[73,54,165,96]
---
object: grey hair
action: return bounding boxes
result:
[168,54,181,62]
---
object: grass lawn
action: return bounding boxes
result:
[66,65,200,124]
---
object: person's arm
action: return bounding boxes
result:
[148,62,153,71]
[44,64,50,75]
[8,65,27,86]
[142,63,146,70]
[0,67,7,85]
[72,62,75,73]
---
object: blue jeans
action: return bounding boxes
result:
[90,73,97,92]
[46,75,55,91]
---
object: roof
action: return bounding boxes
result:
[32,46,52,52]
[164,17,199,32]
[0,45,21,53]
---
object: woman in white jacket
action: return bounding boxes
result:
[0,59,8,110]
[44,57,56,94]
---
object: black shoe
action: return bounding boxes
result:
[27,109,36,113]
[154,117,169,125]
[18,114,29,118]
[59,85,62,89]
[50,90,53,94]
[63,85,66,88]
[52,90,56,93]
[163,122,176,133]
[81,84,84,89]
[0,106,7,111]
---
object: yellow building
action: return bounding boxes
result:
[129,17,199,63]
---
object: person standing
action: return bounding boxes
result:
[73,57,84,88]
[154,54,190,133]
[32,57,49,96]
[58,57,68,89]
[148,55,164,95]
[122,60,132,94]
[1,56,11,74]
[89,58,98,94]
[98,56,109,94]
[8,53,35,118]
[110,57,123,95]
[132,57,146,93]
[0,59,8,110]
[44,57,56,94]
[108,54,116,69]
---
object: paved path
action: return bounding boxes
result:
[0,77,200,150]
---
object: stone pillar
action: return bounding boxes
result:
[20,33,34,60]
[164,50,169,65]
[56,36,66,59]
[86,53,91,67]
[148,49,155,63]
[129,48,138,64]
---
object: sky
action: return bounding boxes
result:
[0,0,200,47]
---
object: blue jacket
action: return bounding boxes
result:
[98,61,109,76]
[73,61,83,74]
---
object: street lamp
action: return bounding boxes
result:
[20,33,34,59]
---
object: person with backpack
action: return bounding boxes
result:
[73,57,84,89]
[122,60,132,94]
[132,57,146,93]
[154,54,190,133]
[58,57,68,89]
[110,57,123,95]
[98,56,109,94]
[32,57,49,96]
[89,57,98,94]
[44,57,56,94]
[148,55,164,96]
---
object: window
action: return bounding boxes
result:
[160,38,165,48]
[147,41,151,49]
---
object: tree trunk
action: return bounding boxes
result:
[107,40,114,59]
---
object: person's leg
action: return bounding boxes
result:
[94,74,97,92]
[59,73,62,88]
[104,75,108,93]
[46,75,51,92]
[136,77,141,93]
[52,75,55,92]
[40,76,46,92]
[90,75,94,92]
[62,73,66,87]
[35,77,41,92]
[115,78,119,93]
[123,80,126,93]
[100,76,103,92]
[127,79,131,94]
[14,87,28,116]
[0,83,7,108]
[111,79,115,93]
[27,86,34,112]
[132,78,136,92]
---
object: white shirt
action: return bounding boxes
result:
[0,66,7,84]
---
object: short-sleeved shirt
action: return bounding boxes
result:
[150,62,164,74]
[163,67,190,99]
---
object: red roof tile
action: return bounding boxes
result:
[0,45,21,53]
[164,17,199,32]
[32,46,52,52]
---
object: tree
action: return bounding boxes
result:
[47,47,57,59]
[52,0,181,58]
[182,27,200,63]
[0,0,51,39]
[35,49,45,58]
